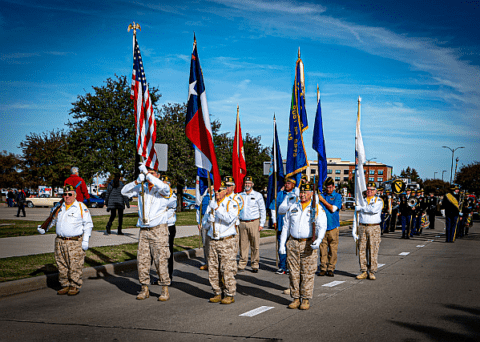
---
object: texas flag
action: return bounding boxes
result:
[185,35,221,191]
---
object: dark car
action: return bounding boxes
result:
[84,194,105,208]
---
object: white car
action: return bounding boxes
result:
[26,194,62,208]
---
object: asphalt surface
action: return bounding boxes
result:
[1,216,479,341]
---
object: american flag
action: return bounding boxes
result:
[131,35,158,170]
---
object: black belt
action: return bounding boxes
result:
[240,218,259,223]
[215,235,235,241]
[360,223,380,226]
[290,237,313,242]
[57,235,82,241]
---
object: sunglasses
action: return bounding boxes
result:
[63,193,75,197]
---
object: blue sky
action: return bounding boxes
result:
[1,0,479,181]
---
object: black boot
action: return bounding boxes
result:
[117,228,124,235]
[105,222,112,235]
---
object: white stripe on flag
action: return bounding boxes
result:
[322,281,345,288]
[239,306,274,317]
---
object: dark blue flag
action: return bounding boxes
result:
[312,88,327,189]
[267,117,285,209]
[286,51,309,184]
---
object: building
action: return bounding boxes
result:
[264,158,393,187]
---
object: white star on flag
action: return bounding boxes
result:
[188,80,197,101]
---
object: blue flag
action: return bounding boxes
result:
[312,89,327,188]
[286,52,309,184]
[267,118,285,209]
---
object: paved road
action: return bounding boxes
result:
[1,217,478,341]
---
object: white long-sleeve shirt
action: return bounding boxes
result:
[49,200,93,243]
[279,199,327,248]
[121,174,171,228]
[167,192,177,226]
[356,196,383,224]
[239,189,266,227]
[203,196,239,239]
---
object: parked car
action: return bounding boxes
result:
[84,194,105,208]
[182,193,196,210]
[26,194,62,208]
[342,196,355,210]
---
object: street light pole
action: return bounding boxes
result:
[442,146,464,184]
[442,170,447,182]
[434,171,438,179]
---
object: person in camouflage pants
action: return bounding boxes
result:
[55,237,85,290]
[208,236,237,297]
[137,224,171,287]
[286,238,318,300]
[357,224,381,274]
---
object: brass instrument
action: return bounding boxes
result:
[408,197,417,208]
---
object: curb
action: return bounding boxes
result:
[0,235,276,298]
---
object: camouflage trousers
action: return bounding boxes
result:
[319,228,339,272]
[207,235,237,297]
[358,224,381,273]
[287,238,318,299]
[137,224,171,286]
[238,219,260,270]
[55,237,85,289]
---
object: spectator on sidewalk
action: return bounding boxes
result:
[104,173,130,235]
[64,167,90,205]
[7,189,15,207]
[16,189,27,217]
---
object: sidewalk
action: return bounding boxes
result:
[0,226,200,259]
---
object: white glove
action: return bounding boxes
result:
[136,174,145,183]
[459,212,463,217]
[209,199,218,210]
[288,194,296,203]
[207,213,215,223]
[352,229,358,242]
[37,225,45,235]
[279,245,286,255]
[310,239,321,250]
[355,206,364,212]
[441,209,445,217]
[139,162,148,175]
[82,241,89,251]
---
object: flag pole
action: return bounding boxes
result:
[273,114,279,268]
[207,171,217,238]
[355,96,361,256]
[128,21,146,225]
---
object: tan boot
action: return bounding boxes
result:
[158,286,170,301]
[220,296,235,304]
[356,271,368,280]
[136,285,149,300]
[283,288,291,295]
[288,298,301,309]
[57,286,70,295]
[299,299,310,310]
[67,287,80,296]
[209,294,222,303]
[368,272,376,280]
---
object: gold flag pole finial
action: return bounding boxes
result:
[317,84,320,103]
[298,47,301,58]
[128,22,141,35]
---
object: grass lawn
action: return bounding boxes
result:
[0,210,197,238]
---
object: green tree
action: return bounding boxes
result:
[0,150,21,188]
[67,75,161,181]
[243,133,271,191]
[400,167,422,185]
[422,179,451,196]
[455,162,480,194]
[19,129,71,189]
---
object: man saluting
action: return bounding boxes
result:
[279,182,327,310]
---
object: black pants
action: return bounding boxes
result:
[168,224,176,280]
[107,208,124,230]
[17,204,26,217]
[428,212,435,229]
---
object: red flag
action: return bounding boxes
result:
[131,35,158,170]
[232,106,246,193]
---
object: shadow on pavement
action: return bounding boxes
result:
[390,303,480,342]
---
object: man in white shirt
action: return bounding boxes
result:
[203,182,240,304]
[122,164,172,301]
[279,182,327,310]
[238,176,266,273]
[353,181,383,280]
[37,184,93,296]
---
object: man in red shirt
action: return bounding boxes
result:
[64,167,90,205]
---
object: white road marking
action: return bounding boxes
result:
[399,252,410,256]
[322,281,346,287]
[435,236,441,238]
[416,245,425,247]
[240,306,274,317]
[378,263,385,268]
